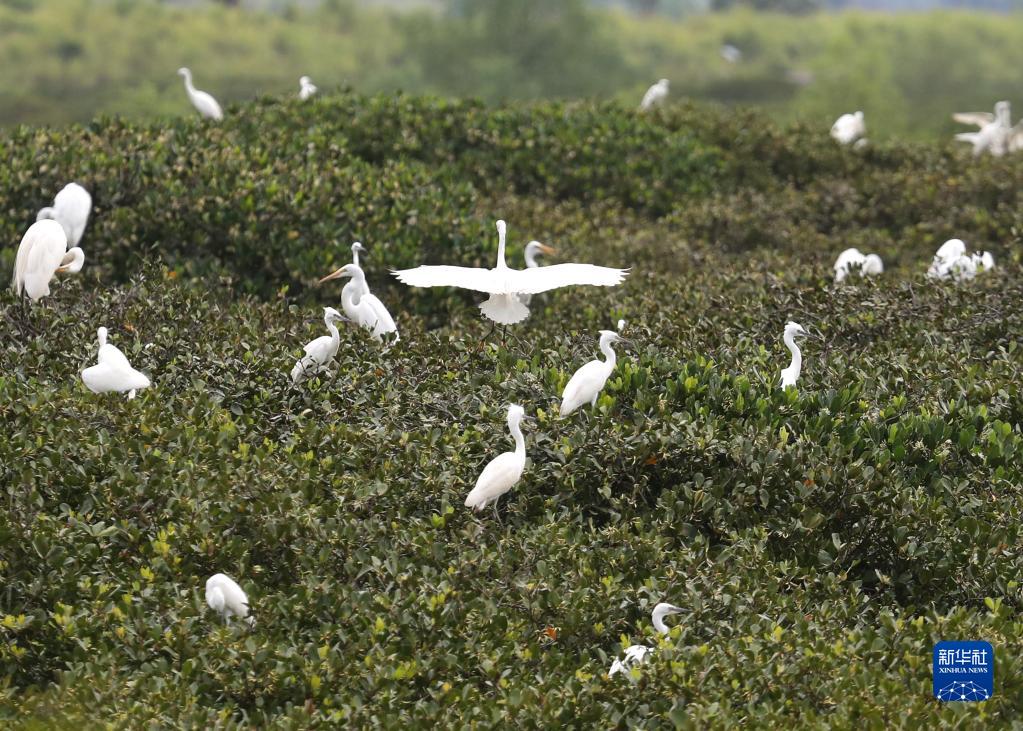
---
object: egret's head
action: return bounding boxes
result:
[854,111,864,121]
[496,220,507,238]
[784,321,809,339]
[659,78,670,87]
[300,76,311,85]
[323,307,346,323]
[996,100,1011,117]
[318,263,361,283]
[507,404,525,423]
[351,242,366,255]
[97,326,108,345]
[525,241,555,258]
[653,602,684,617]
[177,67,190,78]
[617,319,626,332]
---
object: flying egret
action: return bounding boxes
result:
[299,76,318,101]
[464,404,527,515]
[319,261,399,342]
[519,240,556,306]
[291,307,347,384]
[609,603,684,678]
[830,111,866,145]
[780,321,810,389]
[927,239,995,281]
[205,573,254,625]
[833,248,884,283]
[12,220,85,301]
[81,326,152,399]
[36,182,91,247]
[560,330,627,417]
[177,68,223,121]
[953,101,1011,157]
[393,221,627,326]
[639,79,669,111]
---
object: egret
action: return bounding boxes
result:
[318,260,399,342]
[205,573,254,625]
[954,101,1011,157]
[299,76,318,101]
[780,321,810,389]
[720,44,742,64]
[37,182,91,247]
[177,68,223,121]
[12,220,85,301]
[830,111,865,146]
[81,327,151,399]
[291,307,347,384]
[927,239,995,281]
[393,221,627,326]
[560,330,627,417]
[464,404,527,515]
[519,240,556,306]
[639,79,669,111]
[833,248,883,283]
[609,603,684,678]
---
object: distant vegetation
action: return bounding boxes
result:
[2,0,1023,138]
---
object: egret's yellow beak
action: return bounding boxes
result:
[539,244,557,256]
[318,267,346,284]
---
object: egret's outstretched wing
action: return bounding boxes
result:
[392,266,504,294]
[952,112,994,128]
[511,264,628,295]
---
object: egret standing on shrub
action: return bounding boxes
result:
[830,111,865,146]
[291,307,347,383]
[464,404,527,515]
[639,79,669,110]
[609,603,684,678]
[319,261,399,342]
[560,330,627,417]
[177,68,223,121]
[393,221,627,326]
[37,182,91,248]
[81,327,151,399]
[12,220,85,301]
[299,76,318,100]
[519,240,556,306]
[205,574,254,625]
[927,239,995,281]
[779,321,811,389]
[833,248,883,283]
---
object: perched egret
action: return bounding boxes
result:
[833,248,883,283]
[927,239,995,282]
[720,44,742,63]
[177,68,223,121]
[560,330,627,417]
[319,261,399,342]
[291,307,347,383]
[639,79,669,111]
[81,327,152,399]
[954,101,1011,157]
[464,404,527,514]
[205,573,254,625]
[830,111,866,146]
[519,240,556,306]
[12,220,85,301]
[608,603,684,678]
[393,221,627,326]
[780,321,810,389]
[299,76,318,101]
[37,183,91,247]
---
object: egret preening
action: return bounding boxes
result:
[291,307,347,384]
[830,111,866,146]
[639,79,669,111]
[37,183,91,247]
[319,260,399,342]
[12,220,85,301]
[953,101,1012,157]
[833,248,883,283]
[519,240,556,306]
[780,321,810,389]
[393,221,628,326]
[177,68,223,121]
[927,239,995,282]
[81,327,151,399]
[608,603,684,678]
[560,330,627,417]
[299,76,318,101]
[205,573,254,625]
[464,404,526,515]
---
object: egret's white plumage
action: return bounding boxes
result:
[639,79,669,110]
[12,219,85,301]
[833,248,883,283]
[291,307,347,383]
[36,182,91,247]
[81,327,151,399]
[560,330,626,417]
[720,44,742,63]
[299,76,318,101]
[393,221,627,325]
[205,573,254,625]
[954,101,1011,157]
[464,405,526,513]
[830,111,866,145]
[608,603,683,678]
[319,259,399,342]
[178,67,223,121]
[927,239,995,281]
[519,240,556,306]
[779,321,810,389]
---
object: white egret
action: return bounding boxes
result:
[81,327,151,399]
[319,261,399,342]
[299,76,318,101]
[393,221,627,326]
[177,68,223,121]
[12,220,85,301]
[37,182,91,247]
[560,330,627,417]
[639,79,669,111]
[519,240,556,306]
[720,44,742,64]
[780,321,810,389]
[927,239,995,281]
[833,248,883,283]
[830,111,866,145]
[464,404,527,514]
[953,101,1011,157]
[608,603,684,678]
[291,307,347,384]
[205,573,254,625]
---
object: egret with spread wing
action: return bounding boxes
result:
[12,220,85,301]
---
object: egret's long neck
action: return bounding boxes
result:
[509,418,525,455]
[600,337,617,370]
[495,227,507,269]
[98,331,107,348]
[326,319,340,346]
[524,248,537,268]
[652,611,671,634]
[60,248,85,273]
[182,73,195,93]
[784,332,801,376]
[351,247,360,267]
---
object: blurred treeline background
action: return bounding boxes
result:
[2,0,1022,139]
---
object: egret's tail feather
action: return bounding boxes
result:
[291,356,316,384]
[479,294,529,325]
